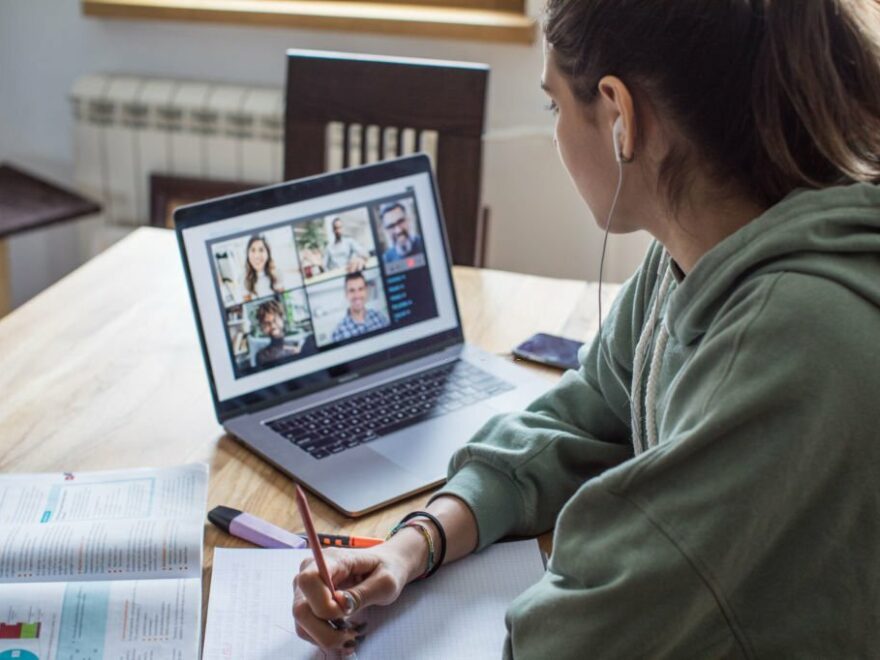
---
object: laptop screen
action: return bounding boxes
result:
[176,156,461,418]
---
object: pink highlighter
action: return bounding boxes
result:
[208,505,307,549]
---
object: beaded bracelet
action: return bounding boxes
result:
[386,519,435,579]
[406,521,435,579]
[387,511,447,579]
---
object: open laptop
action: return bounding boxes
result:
[175,154,550,516]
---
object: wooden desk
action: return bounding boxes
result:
[0,227,619,620]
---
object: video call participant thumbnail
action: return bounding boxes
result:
[243,234,285,301]
[379,202,423,263]
[331,271,390,343]
[255,299,316,367]
[324,216,369,272]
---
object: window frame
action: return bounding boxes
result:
[81,0,536,44]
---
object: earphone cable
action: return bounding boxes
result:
[597,158,625,335]
[592,157,633,399]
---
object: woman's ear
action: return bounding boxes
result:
[597,76,636,163]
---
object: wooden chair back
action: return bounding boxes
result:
[284,49,489,266]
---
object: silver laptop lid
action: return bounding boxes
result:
[175,155,464,423]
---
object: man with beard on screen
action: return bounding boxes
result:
[379,202,423,263]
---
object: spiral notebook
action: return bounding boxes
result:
[203,540,545,659]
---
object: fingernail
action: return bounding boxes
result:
[342,591,356,614]
[331,618,351,630]
[354,622,367,633]
[344,640,357,649]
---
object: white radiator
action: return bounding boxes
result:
[70,74,437,227]
[71,74,285,226]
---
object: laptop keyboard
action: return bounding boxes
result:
[266,361,514,460]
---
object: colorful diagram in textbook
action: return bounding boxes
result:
[0,622,41,660]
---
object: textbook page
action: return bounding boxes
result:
[0,577,201,659]
[203,540,546,659]
[0,464,208,660]
[0,463,208,583]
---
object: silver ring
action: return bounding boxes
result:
[343,590,360,613]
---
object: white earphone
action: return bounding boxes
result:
[612,116,625,164]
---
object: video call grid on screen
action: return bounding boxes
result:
[182,172,459,402]
[205,193,433,378]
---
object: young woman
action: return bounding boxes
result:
[294,1,880,656]
[241,234,283,301]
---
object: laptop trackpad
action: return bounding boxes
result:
[370,407,489,481]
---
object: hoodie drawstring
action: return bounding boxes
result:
[631,255,673,455]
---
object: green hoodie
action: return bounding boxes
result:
[435,183,880,658]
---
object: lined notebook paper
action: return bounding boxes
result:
[203,540,545,659]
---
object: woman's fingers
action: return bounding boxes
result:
[293,548,402,653]
[338,566,401,613]
[300,551,378,589]
[300,550,406,613]
[299,551,385,615]
[296,568,346,621]
[292,595,359,651]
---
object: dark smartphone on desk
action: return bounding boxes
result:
[512,332,584,371]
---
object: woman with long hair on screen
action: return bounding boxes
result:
[293,0,880,656]
[242,234,283,301]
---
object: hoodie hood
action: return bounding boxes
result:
[667,183,880,345]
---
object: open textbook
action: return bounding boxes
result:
[204,540,546,659]
[0,463,208,660]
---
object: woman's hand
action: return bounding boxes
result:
[292,497,478,655]
[292,533,426,656]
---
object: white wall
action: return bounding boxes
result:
[0,0,650,308]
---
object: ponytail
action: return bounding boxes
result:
[544,0,880,209]
[752,0,880,202]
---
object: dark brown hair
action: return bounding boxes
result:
[544,0,880,209]
[344,271,367,288]
[255,298,285,327]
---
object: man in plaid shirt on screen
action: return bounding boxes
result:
[331,271,389,342]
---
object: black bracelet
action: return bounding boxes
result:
[397,510,447,578]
